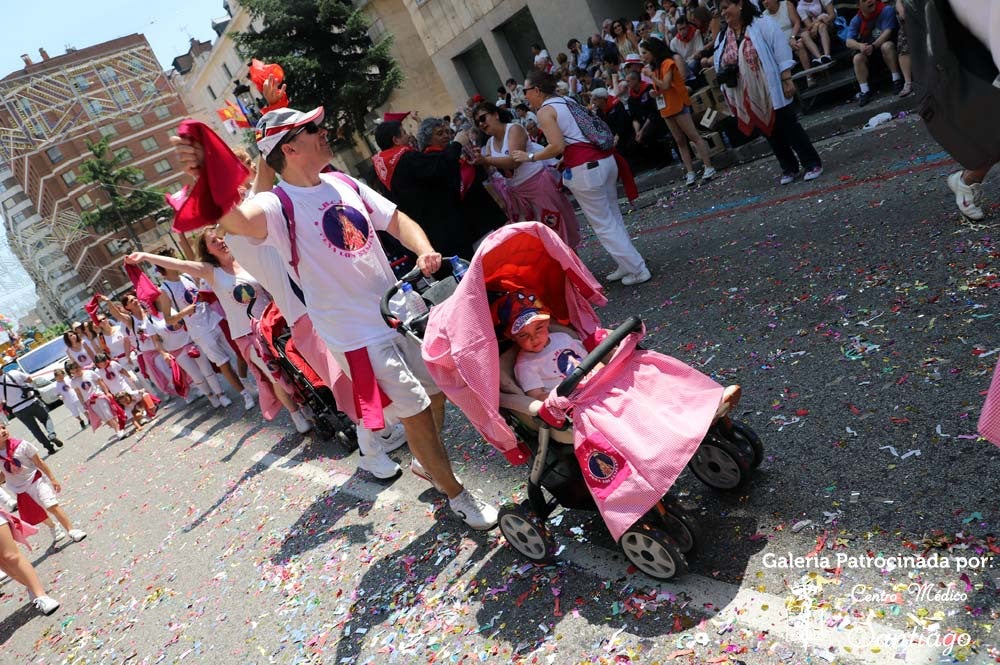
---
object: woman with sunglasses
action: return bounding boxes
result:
[513,69,650,286]
[472,101,581,249]
[611,17,640,60]
[62,330,95,370]
[125,230,313,433]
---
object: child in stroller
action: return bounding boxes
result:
[417,222,763,580]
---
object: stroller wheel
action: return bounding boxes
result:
[335,427,359,454]
[498,503,557,564]
[658,498,702,555]
[688,434,752,492]
[619,523,687,581]
[728,419,764,469]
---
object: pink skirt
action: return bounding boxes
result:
[502,167,581,249]
[291,315,359,423]
[979,359,1000,445]
[234,333,298,421]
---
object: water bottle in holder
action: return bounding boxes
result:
[450,256,470,284]
[400,282,429,325]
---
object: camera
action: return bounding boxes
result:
[718,64,740,88]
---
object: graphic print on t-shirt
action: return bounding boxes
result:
[556,348,583,377]
[233,283,257,305]
[318,204,371,255]
[183,287,198,305]
[80,379,93,392]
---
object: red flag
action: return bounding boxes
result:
[84,294,102,325]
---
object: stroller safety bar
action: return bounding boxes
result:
[556,316,642,397]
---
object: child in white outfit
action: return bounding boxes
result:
[53,369,87,430]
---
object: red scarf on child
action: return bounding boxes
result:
[857,1,886,41]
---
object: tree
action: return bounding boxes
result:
[76,137,167,250]
[234,0,403,142]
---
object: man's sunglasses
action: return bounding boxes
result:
[476,114,489,125]
[286,122,320,142]
[523,86,538,93]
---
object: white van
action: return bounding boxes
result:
[3,337,68,407]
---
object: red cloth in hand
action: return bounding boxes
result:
[124,264,161,314]
[168,120,249,232]
[503,440,532,465]
[84,294,102,325]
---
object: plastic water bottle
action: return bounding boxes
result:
[400,282,428,323]
[450,256,470,284]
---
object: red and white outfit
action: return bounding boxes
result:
[161,275,233,365]
[249,173,440,429]
[97,360,138,396]
[72,369,126,431]
[147,312,225,403]
[1,438,57,523]
[65,343,95,369]
[540,97,646,276]
[129,312,189,398]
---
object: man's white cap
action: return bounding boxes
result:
[590,87,609,98]
[255,106,325,158]
[556,81,570,93]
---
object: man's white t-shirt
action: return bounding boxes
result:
[226,234,308,326]
[0,369,37,413]
[514,332,588,394]
[250,173,400,353]
[2,439,42,493]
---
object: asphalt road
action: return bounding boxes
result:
[1,115,998,665]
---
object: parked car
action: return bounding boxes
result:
[4,337,68,408]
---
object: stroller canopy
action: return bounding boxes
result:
[422,222,606,454]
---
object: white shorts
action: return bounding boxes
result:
[190,328,233,366]
[90,397,113,422]
[332,336,440,422]
[22,477,58,509]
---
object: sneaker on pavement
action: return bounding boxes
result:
[803,166,823,181]
[33,596,59,615]
[68,529,87,542]
[358,450,402,480]
[242,392,256,411]
[378,424,408,453]
[78,419,87,430]
[947,171,985,220]
[217,394,233,408]
[605,266,629,281]
[779,172,796,185]
[700,166,716,181]
[290,410,312,434]
[116,430,128,441]
[50,437,63,449]
[449,490,499,531]
[51,526,66,541]
[684,171,697,187]
[621,268,652,286]
[410,458,461,494]
[857,90,874,107]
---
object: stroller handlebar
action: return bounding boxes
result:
[556,316,642,397]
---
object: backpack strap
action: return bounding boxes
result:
[271,185,307,307]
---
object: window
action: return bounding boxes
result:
[140,137,158,152]
[207,85,216,101]
[12,212,27,224]
[128,58,145,74]
[115,148,133,161]
[86,100,103,117]
[77,193,94,209]
[61,171,76,186]
[73,75,89,91]
[99,125,118,138]
[165,181,184,194]
[99,66,118,83]
[46,146,64,164]
[153,105,170,119]
[128,115,145,130]
[0,182,6,193]
[141,81,157,96]
[153,159,172,174]
[132,170,146,184]
[222,62,232,79]
[113,90,130,105]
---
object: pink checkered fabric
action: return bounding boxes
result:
[979,359,1000,446]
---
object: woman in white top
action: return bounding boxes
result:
[62,331,95,369]
[471,101,581,250]
[511,69,650,286]
[762,0,817,83]
[125,230,311,433]
[795,0,835,65]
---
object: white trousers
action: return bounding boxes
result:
[165,346,225,396]
[563,156,646,274]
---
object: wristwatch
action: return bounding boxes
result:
[528,152,535,162]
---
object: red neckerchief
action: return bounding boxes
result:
[1,437,22,473]
[372,145,415,190]
[857,1,886,41]
[675,24,698,43]
[628,81,652,99]
[424,145,476,199]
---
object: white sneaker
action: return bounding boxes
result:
[605,266,629,281]
[700,166,716,181]
[947,171,985,220]
[410,458,461,494]
[242,391,256,411]
[33,596,59,615]
[448,489,499,530]
[357,450,402,480]
[779,172,796,185]
[206,394,221,408]
[803,166,823,182]
[621,268,652,286]
[217,394,233,408]
[68,529,87,542]
[290,410,312,434]
[51,526,66,541]
[684,171,697,187]
[116,430,128,441]
[378,424,408,453]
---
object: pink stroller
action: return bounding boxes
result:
[388,223,763,580]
